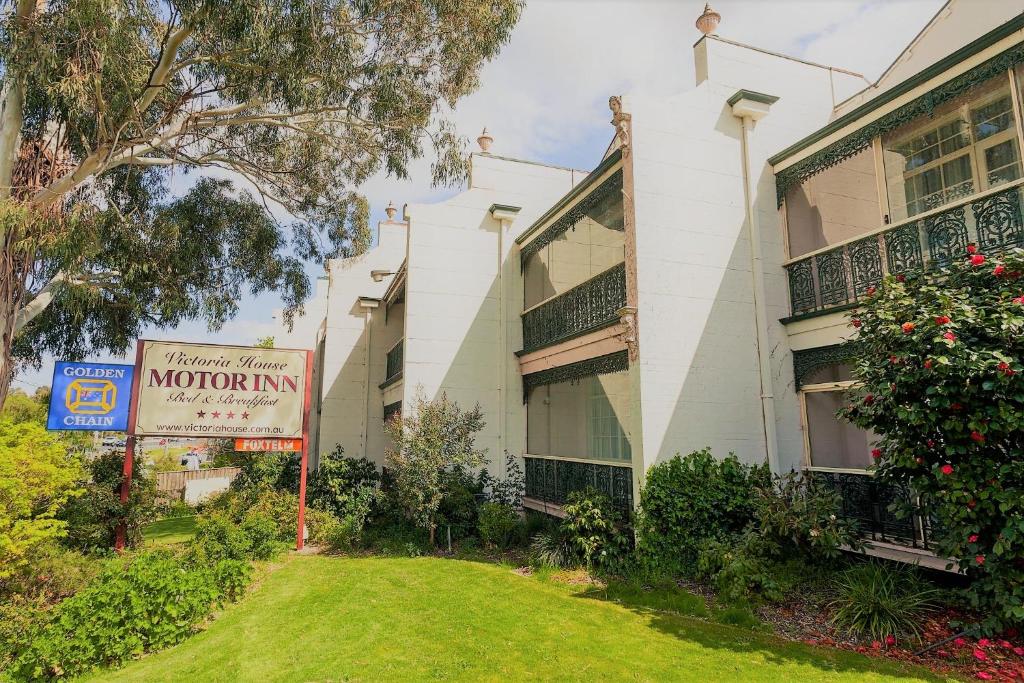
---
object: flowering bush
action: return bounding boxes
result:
[843,247,1024,631]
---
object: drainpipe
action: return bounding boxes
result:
[729,90,780,474]
[357,297,380,459]
[489,204,521,476]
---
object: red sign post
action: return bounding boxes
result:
[115,341,314,552]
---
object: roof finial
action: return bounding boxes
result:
[477,127,493,152]
[696,2,721,35]
[385,200,397,220]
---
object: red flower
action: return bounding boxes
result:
[971,254,987,266]
[974,648,989,661]
[976,555,986,565]
[978,639,990,648]
[976,672,992,680]
[924,359,933,369]
[885,635,896,646]
[955,638,967,647]
[871,640,881,650]
[969,534,979,543]
[1013,295,1024,305]
[927,439,936,448]
[968,500,977,509]
[971,431,985,443]
[941,464,954,475]
[851,319,862,328]
[944,331,957,342]
[864,394,874,405]
[866,286,876,296]
[998,361,1016,376]
[871,448,883,459]
[935,315,951,325]
[998,640,1011,649]
[889,355,899,364]
[951,402,964,410]
[1014,646,1024,656]
[994,264,1006,276]
[902,322,916,334]
[896,274,906,282]
[968,244,978,254]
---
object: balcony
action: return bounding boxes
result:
[523,456,633,513]
[784,183,1024,319]
[808,469,944,552]
[521,262,626,353]
[380,339,403,389]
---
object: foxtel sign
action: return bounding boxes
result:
[132,341,309,439]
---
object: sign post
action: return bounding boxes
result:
[115,345,146,550]
[295,350,314,551]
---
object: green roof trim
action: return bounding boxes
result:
[515,148,622,248]
[489,203,522,214]
[769,13,1024,169]
[726,89,780,107]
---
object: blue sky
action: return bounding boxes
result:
[14,0,947,393]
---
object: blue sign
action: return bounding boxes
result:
[47,361,135,432]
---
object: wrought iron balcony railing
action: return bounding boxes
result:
[785,183,1024,318]
[381,339,403,388]
[523,456,633,513]
[521,262,626,353]
[808,469,944,551]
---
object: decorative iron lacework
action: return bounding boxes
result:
[775,42,1024,206]
[524,456,633,512]
[522,350,628,401]
[382,401,401,423]
[784,185,1024,318]
[521,262,626,352]
[519,169,624,265]
[385,340,403,382]
[792,343,858,389]
[809,470,940,551]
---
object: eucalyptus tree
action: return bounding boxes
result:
[0,0,521,405]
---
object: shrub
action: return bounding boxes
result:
[530,527,570,569]
[230,450,300,494]
[485,452,525,510]
[830,561,938,642]
[562,489,628,570]
[58,450,156,551]
[0,421,84,577]
[437,465,485,540]
[303,507,340,546]
[843,248,1024,631]
[307,446,380,518]
[478,502,520,549]
[10,549,240,680]
[635,449,769,575]
[384,392,487,544]
[193,512,254,562]
[240,512,280,560]
[697,531,787,605]
[317,486,378,551]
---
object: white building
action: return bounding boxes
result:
[299,1,1024,560]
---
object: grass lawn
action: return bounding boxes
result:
[143,516,198,546]
[87,555,949,682]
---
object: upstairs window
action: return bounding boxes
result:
[882,76,1021,222]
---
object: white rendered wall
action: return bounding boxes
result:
[316,221,407,462]
[629,38,861,475]
[402,154,586,474]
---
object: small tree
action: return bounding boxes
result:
[843,247,1024,631]
[384,392,486,545]
[0,420,83,579]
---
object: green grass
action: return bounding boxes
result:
[86,555,950,682]
[143,516,198,546]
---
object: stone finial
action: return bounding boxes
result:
[384,200,397,220]
[696,2,721,35]
[477,127,493,152]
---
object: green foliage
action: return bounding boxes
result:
[307,445,380,518]
[562,489,628,570]
[483,452,526,510]
[239,513,280,561]
[58,450,156,551]
[635,449,770,575]
[529,527,570,569]
[0,420,83,578]
[313,487,378,552]
[230,451,300,495]
[842,249,1024,631]
[696,471,857,605]
[829,561,938,642]
[9,549,247,681]
[193,508,282,562]
[384,392,487,544]
[436,465,486,540]
[1,388,49,425]
[477,502,521,549]
[1,0,523,380]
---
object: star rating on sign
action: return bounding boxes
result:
[241,412,250,420]
[196,410,206,418]
[211,411,221,419]
[226,411,235,419]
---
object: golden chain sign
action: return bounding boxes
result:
[132,341,309,438]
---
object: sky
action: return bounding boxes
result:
[14,0,947,393]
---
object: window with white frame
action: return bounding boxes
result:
[882,75,1022,221]
[800,363,877,471]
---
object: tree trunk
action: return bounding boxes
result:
[429,523,435,547]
